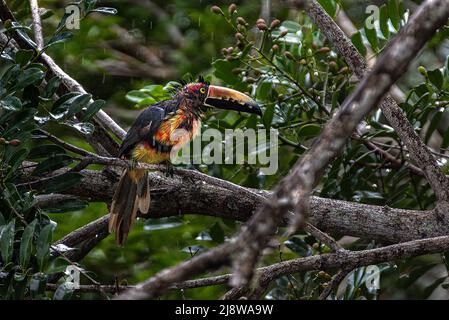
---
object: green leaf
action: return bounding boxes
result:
[298,123,322,137]
[36,224,53,272]
[84,0,98,12]
[70,122,95,135]
[317,0,337,17]
[280,21,301,33]
[425,110,443,144]
[4,22,32,33]
[11,68,45,91]
[6,148,29,177]
[45,257,71,274]
[441,126,449,149]
[262,104,275,128]
[209,222,225,243]
[23,84,40,106]
[212,59,244,90]
[42,77,62,99]
[0,96,22,111]
[428,69,444,90]
[12,22,37,49]
[284,236,312,257]
[125,90,154,105]
[388,0,400,31]
[1,64,20,84]
[364,23,378,52]
[379,4,390,39]
[65,94,92,118]
[51,92,86,118]
[0,219,15,264]
[351,31,367,56]
[81,99,106,121]
[245,114,258,130]
[19,220,37,268]
[256,81,272,100]
[41,9,54,20]
[31,154,74,176]
[15,49,34,67]
[41,172,84,193]
[44,32,73,49]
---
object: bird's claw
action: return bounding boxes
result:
[127,159,137,171]
[164,162,174,177]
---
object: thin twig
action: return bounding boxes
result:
[304,223,344,252]
[37,129,96,157]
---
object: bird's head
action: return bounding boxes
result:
[178,77,262,117]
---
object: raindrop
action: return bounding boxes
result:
[51,243,75,253]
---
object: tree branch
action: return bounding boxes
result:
[118,235,449,299]
[46,272,231,295]
[26,158,449,247]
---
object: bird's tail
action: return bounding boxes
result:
[109,168,150,245]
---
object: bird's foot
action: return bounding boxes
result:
[127,158,138,171]
[164,162,175,177]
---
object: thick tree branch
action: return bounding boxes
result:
[30,155,449,263]
[28,161,449,246]
[230,0,449,288]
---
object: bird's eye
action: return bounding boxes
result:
[200,87,206,94]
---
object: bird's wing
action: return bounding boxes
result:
[118,102,170,158]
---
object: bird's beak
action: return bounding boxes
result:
[205,85,262,116]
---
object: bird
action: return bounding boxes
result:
[109,77,262,245]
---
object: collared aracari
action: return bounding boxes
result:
[109,78,262,245]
